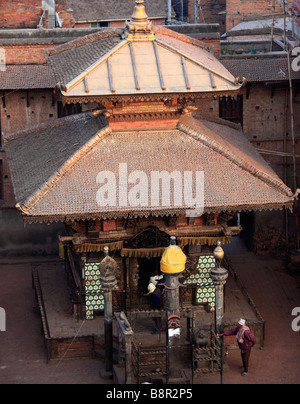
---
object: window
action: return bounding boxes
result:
[219,95,243,126]
[90,21,109,28]
[172,0,188,21]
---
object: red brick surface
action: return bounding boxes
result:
[0,0,42,29]
[187,0,226,33]
[0,150,15,208]
[0,251,299,384]
[199,252,300,384]
[226,0,282,31]
[1,90,57,135]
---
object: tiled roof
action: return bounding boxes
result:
[48,25,238,98]
[47,29,123,85]
[4,112,109,206]
[62,38,238,98]
[222,57,300,83]
[0,65,55,90]
[67,0,170,22]
[4,111,295,223]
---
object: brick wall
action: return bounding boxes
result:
[0,0,75,29]
[0,150,15,208]
[0,0,42,29]
[75,18,166,28]
[200,36,220,57]
[241,85,300,187]
[58,9,75,28]
[253,225,296,256]
[0,89,57,207]
[1,90,57,135]
[197,84,300,254]
[226,0,282,31]
[197,84,300,185]
[55,0,75,28]
[4,44,51,65]
[187,0,226,34]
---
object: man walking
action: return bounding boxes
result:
[218,318,256,376]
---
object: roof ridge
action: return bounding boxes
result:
[4,112,93,145]
[47,29,123,57]
[192,111,242,131]
[153,26,209,52]
[18,123,112,215]
[177,116,293,197]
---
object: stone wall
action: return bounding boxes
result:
[0,208,65,257]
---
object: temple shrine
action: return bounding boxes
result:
[4,1,298,382]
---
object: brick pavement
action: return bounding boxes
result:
[0,258,109,384]
[197,251,300,384]
[0,253,299,385]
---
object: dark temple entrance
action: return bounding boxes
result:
[138,257,161,295]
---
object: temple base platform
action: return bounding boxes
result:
[32,259,264,365]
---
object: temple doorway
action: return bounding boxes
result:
[138,257,161,295]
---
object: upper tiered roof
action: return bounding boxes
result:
[48,1,241,102]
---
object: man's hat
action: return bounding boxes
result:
[238,318,246,326]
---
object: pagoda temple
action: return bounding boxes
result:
[4,1,298,322]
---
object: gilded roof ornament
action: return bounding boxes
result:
[125,0,155,41]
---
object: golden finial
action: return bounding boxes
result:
[213,240,225,269]
[125,0,155,41]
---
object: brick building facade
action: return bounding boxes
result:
[66,0,169,28]
[1,0,299,34]
[197,55,300,254]
[187,0,226,34]
[0,34,58,209]
[226,0,282,31]
[0,0,42,29]
[0,29,99,254]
